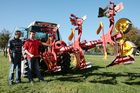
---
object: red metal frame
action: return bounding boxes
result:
[37,1,134,71]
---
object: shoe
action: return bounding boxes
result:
[15,80,21,84]
[30,81,34,86]
[9,81,14,86]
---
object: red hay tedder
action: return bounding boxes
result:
[19,1,135,76]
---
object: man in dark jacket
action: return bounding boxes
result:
[7,30,22,85]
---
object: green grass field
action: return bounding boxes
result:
[0,53,140,93]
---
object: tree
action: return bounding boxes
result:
[89,45,103,55]
[135,35,140,51]
[124,26,139,43]
[106,44,118,56]
[124,26,140,50]
[0,29,11,57]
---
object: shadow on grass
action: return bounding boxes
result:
[54,75,84,82]
[41,65,104,76]
[123,81,140,85]
[41,65,140,85]
[90,77,117,85]
[41,66,104,83]
[88,72,140,85]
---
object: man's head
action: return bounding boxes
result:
[29,30,36,40]
[15,30,21,39]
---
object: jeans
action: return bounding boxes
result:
[27,57,44,82]
[9,53,21,83]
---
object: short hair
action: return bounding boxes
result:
[29,30,36,33]
[15,30,21,35]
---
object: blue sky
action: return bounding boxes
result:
[0,0,139,43]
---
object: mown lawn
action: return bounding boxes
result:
[0,53,140,93]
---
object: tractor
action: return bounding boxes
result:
[20,21,71,76]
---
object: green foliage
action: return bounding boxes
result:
[124,26,138,42]
[124,26,140,49]
[0,29,10,56]
[88,45,103,55]
[0,29,10,48]
[0,53,140,93]
[106,44,117,55]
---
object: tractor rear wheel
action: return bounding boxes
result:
[60,53,71,74]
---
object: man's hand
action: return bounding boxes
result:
[30,54,34,58]
[25,50,34,58]
[7,48,12,63]
[8,56,12,63]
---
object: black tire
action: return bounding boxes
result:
[60,53,71,74]
[39,58,48,75]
